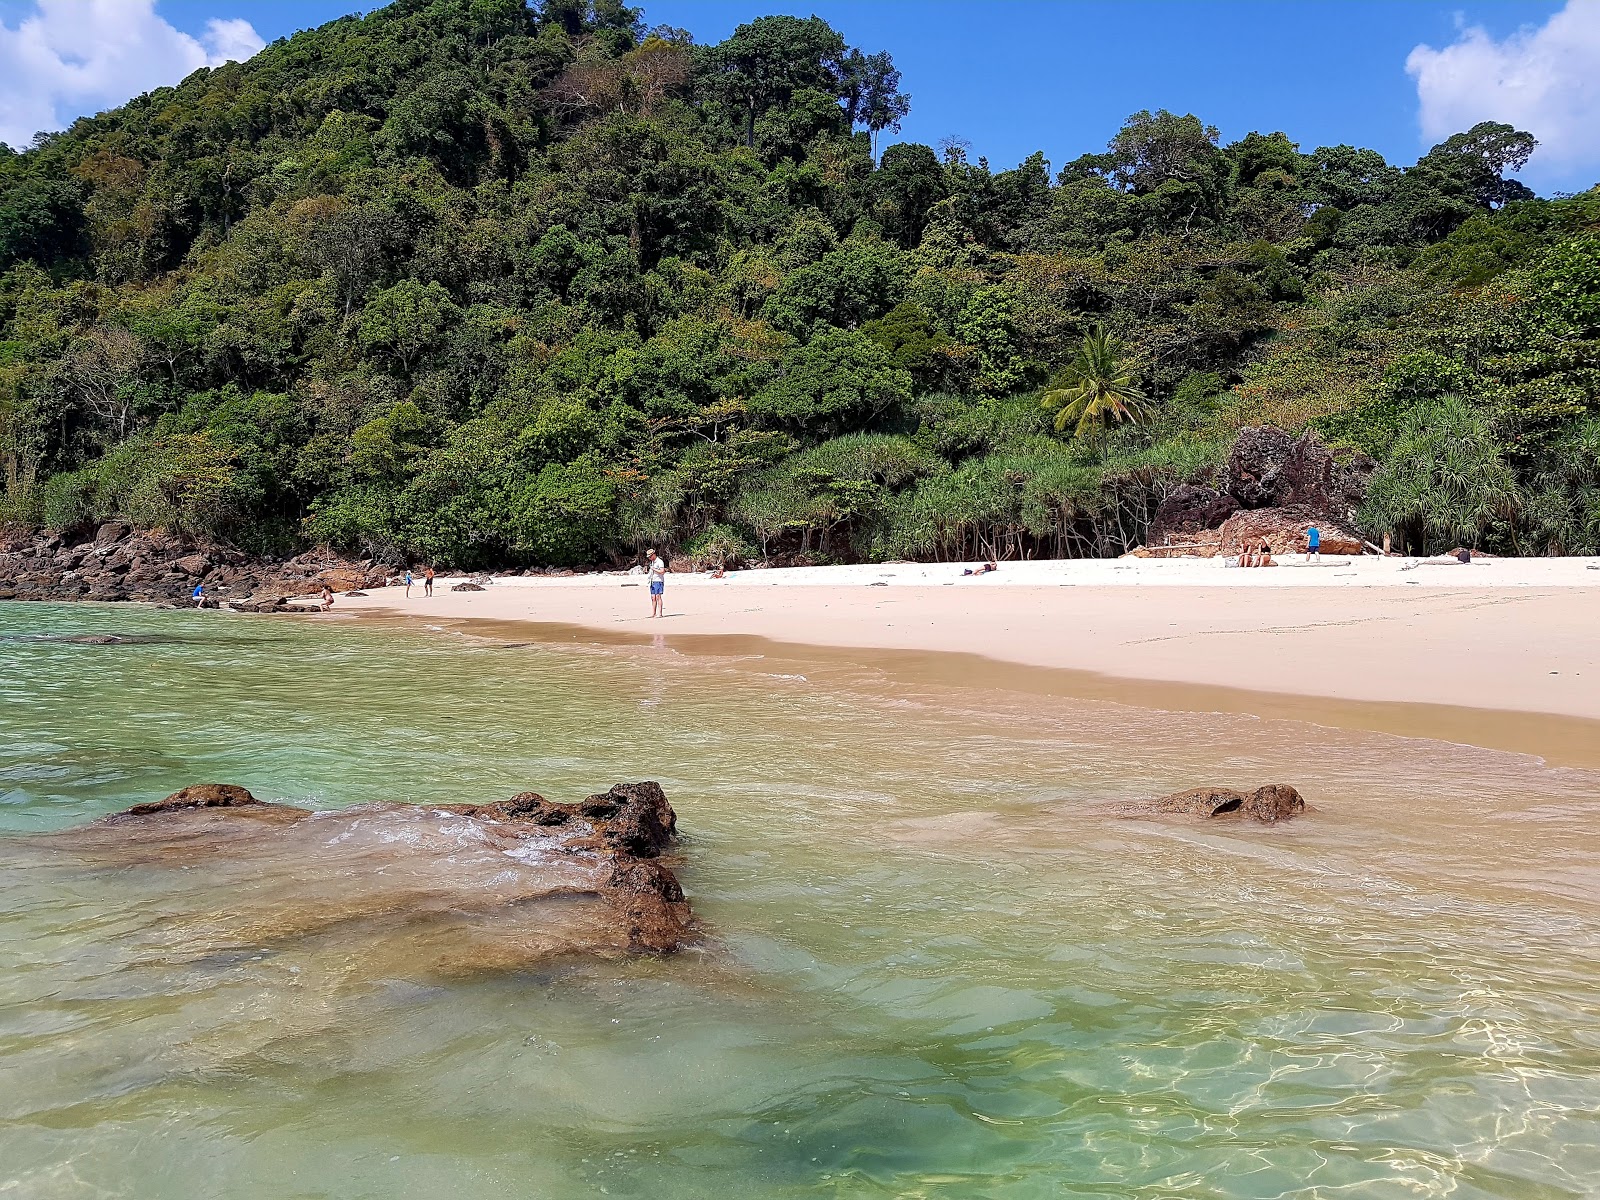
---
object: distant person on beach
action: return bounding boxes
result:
[647,549,667,617]
[1258,540,1275,566]
[320,585,334,611]
[424,566,434,597]
[404,568,413,597]
[1306,525,1320,560]
[191,582,205,607]
[962,561,997,576]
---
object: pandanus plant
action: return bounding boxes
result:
[1042,326,1149,441]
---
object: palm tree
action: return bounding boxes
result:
[1041,327,1148,441]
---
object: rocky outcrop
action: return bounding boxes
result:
[0,523,387,609]
[1227,426,1372,513]
[1215,507,1366,557]
[495,782,678,858]
[1146,426,1375,554]
[1152,784,1305,823]
[1148,483,1239,541]
[58,781,695,963]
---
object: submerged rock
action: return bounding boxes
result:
[1153,784,1305,823]
[25,781,694,971]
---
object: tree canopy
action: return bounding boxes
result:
[1,0,1595,563]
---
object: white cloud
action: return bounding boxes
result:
[0,0,265,149]
[1407,0,1600,178]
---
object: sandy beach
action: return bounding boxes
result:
[328,556,1600,760]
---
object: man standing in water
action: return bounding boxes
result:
[647,549,667,618]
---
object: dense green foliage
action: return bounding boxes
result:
[1,0,1597,562]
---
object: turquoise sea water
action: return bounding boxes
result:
[2,601,1598,1199]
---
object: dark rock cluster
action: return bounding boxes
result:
[1145,426,1376,555]
[0,522,387,610]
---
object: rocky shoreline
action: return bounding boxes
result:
[0,522,387,611]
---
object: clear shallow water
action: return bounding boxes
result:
[2,603,1598,1199]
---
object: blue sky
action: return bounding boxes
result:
[4,0,1597,193]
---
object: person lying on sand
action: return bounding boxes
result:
[962,561,998,576]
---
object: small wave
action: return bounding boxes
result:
[0,632,171,646]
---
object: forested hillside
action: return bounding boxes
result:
[2,0,1598,565]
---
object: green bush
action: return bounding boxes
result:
[40,434,244,537]
[684,523,757,569]
[1359,394,1520,553]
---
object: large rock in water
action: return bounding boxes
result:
[29,781,694,971]
[1154,784,1305,823]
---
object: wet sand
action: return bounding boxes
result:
[326,562,1600,766]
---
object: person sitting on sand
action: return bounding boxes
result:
[1257,540,1275,567]
[1238,544,1256,568]
[320,585,334,611]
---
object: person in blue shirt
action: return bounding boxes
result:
[191,583,205,607]
[404,568,413,597]
[1306,525,1320,560]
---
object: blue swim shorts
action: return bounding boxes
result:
[650,580,664,595]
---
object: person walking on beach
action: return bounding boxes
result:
[404,568,413,597]
[320,585,334,611]
[424,566,434,597]
[1305,525,1320,561]
[647,549,667,618]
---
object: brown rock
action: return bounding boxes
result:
[1154,784,1305,823]
[498,781,678,858]
[1216,507,1365,557]
[66,780,696,964]
[451,581,486,592]
[122,783,266,816]
[94,522,130,547]
[174,554,210,576]
[1227,426,1374,515]
[1149,484,1239,546]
